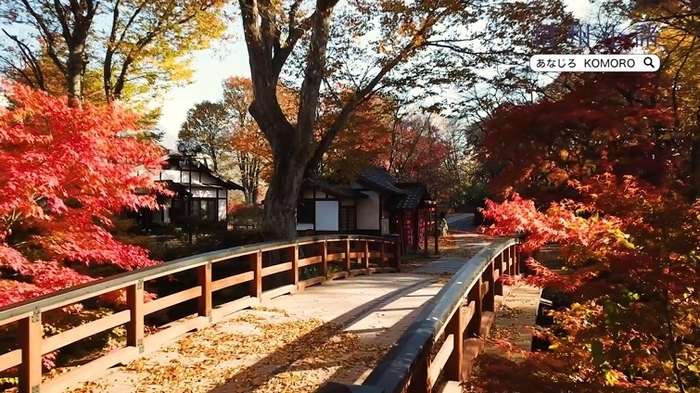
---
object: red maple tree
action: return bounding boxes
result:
[470,69,700,391]
[0,84,167,307]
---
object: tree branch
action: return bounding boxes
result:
[1,29,46,90]
[18,0,67,75]
[304,13,440,175]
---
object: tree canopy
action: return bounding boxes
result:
[234,0,554,239]
[179,100,232,172]
[0,0,228,108]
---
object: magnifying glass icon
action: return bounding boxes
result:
[644,56,654,67]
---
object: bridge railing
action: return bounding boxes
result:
[324,237,522,393]
[0,234,402,393]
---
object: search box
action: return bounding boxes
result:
[530,54,660,72]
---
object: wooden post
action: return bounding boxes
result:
[434,208,439,255]
[197,262,213,322]
[392,234,402,272]
[127,280,145,353]
[19,311,42,393]
[467,279,483,337]
[444,305,465,381]
[250,251,262,299]
[406,356,429,393]
[364,240,371,274]
[494,253,504,297]
[482,260,495,312]
[379,241,386,268]
[344,239,352,272]
[289,245,299,291]
[423,209,429,253]
[320,241,328,279]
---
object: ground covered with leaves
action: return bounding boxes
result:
[60,306,393,393]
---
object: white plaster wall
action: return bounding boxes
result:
[356,191,380,230]
[158,169,182,182]
[297,223,314,231]
[218,199,227,221]
[315,200,339,231]
[189,188,217,198]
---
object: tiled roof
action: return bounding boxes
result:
[357,167,406,194]
[384,183,434,210]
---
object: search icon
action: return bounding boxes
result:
[643,56,655,67]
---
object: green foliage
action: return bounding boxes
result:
[178,100,233,173]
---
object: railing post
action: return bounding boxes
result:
[445,305,465,381]
[345,239,352,272]
[321,241,328,279]
[494,252,504,297]
[467,279,482,337]
[19,311,42,393]
[391,233,401,272]
[250,251,262,300]
[482,260,495,312]
[406,356,429,393]
[364,240,371,274]
[127,280,145,353]
[197,262,212,322]
[289,245,299,291]
[507,246,515,277]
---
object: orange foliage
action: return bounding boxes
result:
[317,94,396,180]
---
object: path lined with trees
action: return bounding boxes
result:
[0,0,699,391]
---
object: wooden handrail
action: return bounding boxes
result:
[0,234,402,393]
[322,237,522,393]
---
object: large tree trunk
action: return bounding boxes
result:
[66,46,85,107]
[261,152,306,239]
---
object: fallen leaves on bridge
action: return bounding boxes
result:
[488,305,525,341]
[67,307,392,393]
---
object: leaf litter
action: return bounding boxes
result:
[66,306,392,393]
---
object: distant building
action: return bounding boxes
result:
[294,167,437,252]
[134,148,244,229]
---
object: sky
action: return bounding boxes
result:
[156,0,594,150]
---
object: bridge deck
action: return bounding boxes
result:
[56,230,541,393]
[67,274,444,393]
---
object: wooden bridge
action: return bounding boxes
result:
[0,234,540,393]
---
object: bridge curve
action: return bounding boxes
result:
[0,233,535,393]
